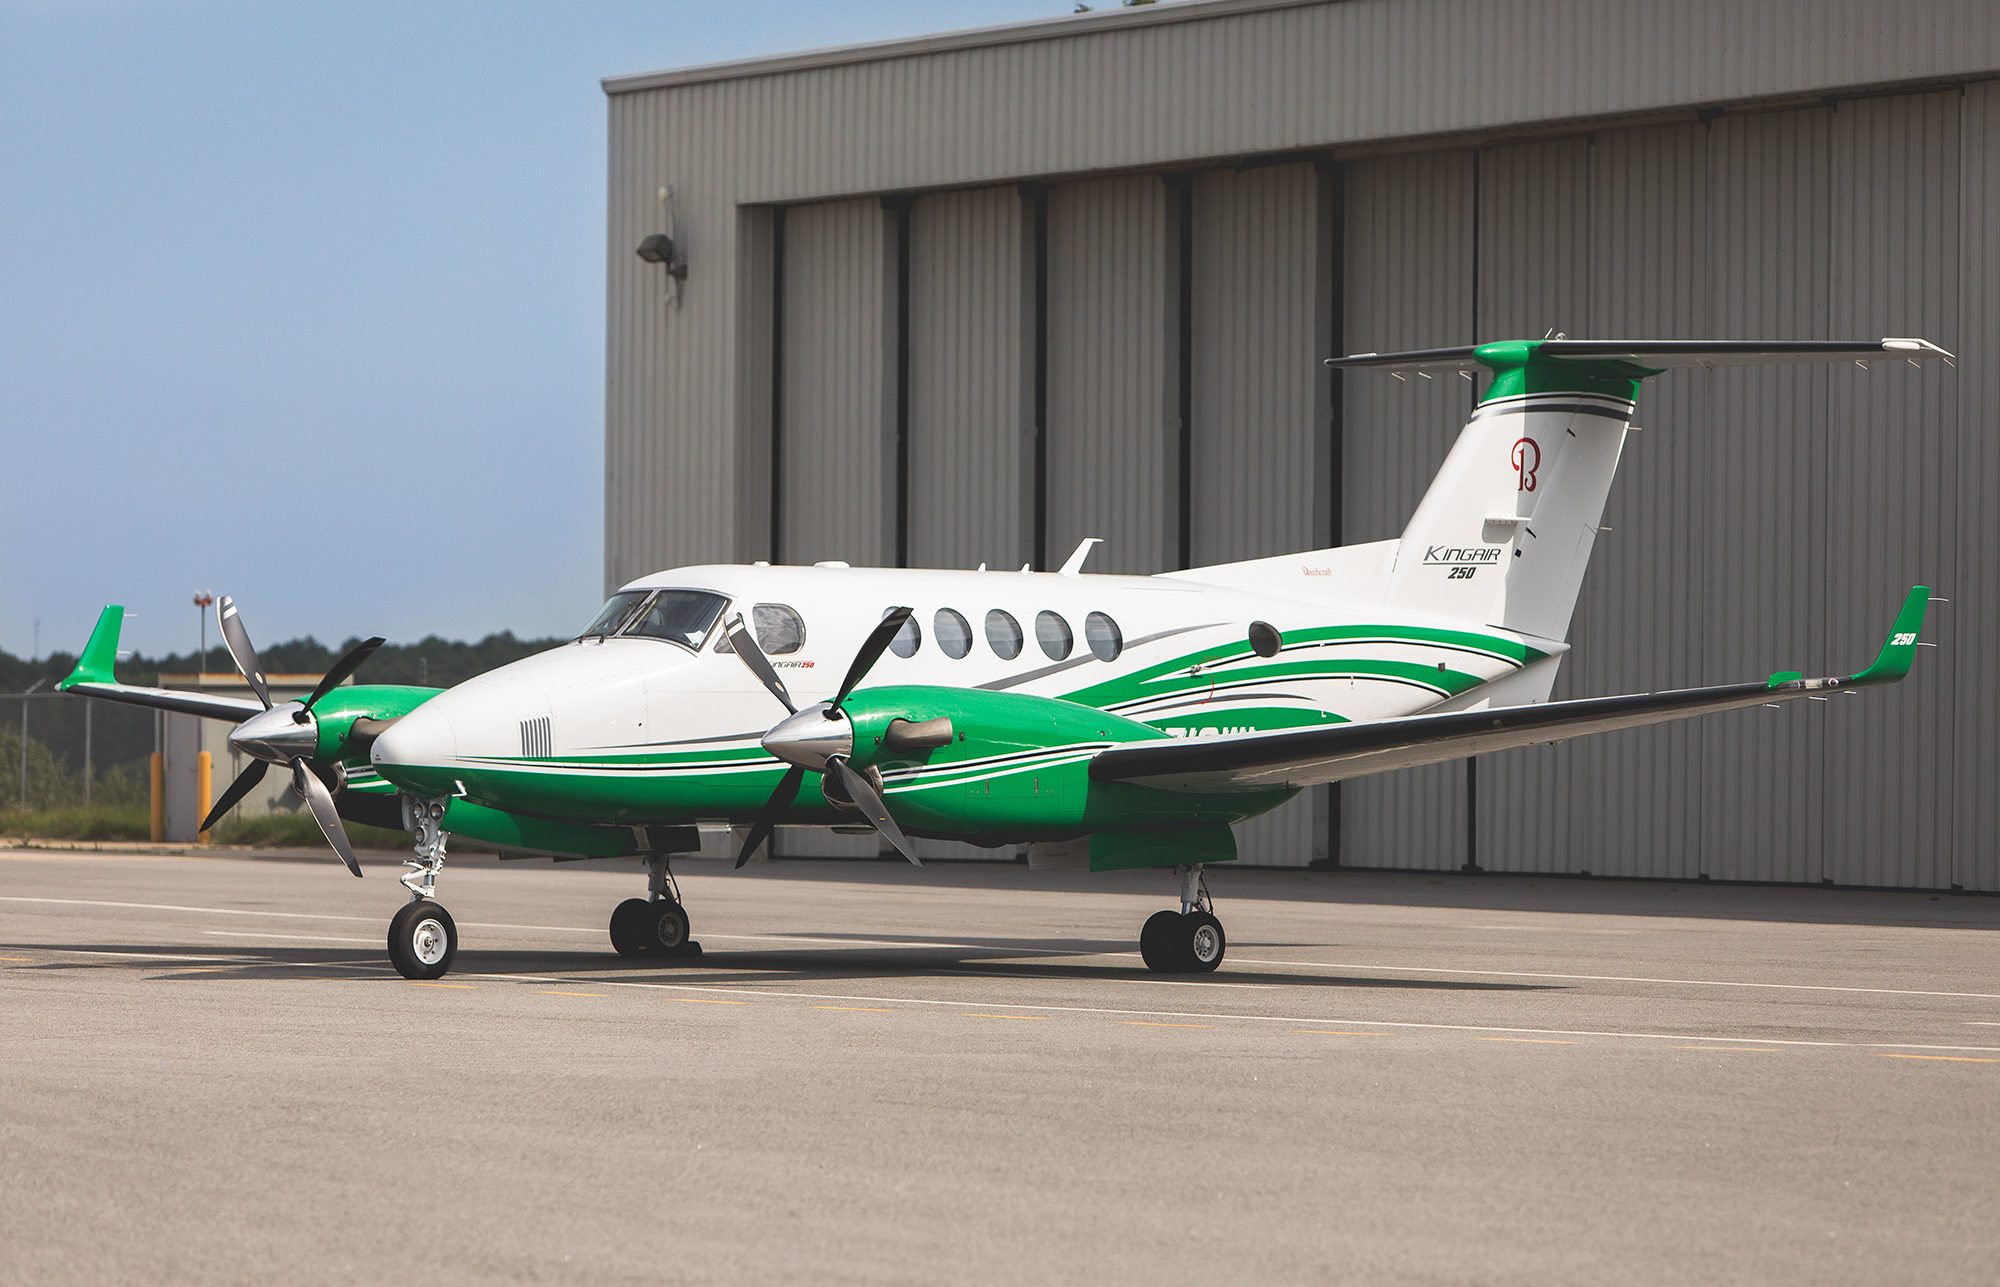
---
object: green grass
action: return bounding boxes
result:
[0,803,415,850]
[0,804,153,841]
[208,813,411,851]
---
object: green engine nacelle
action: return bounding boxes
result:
[838,685,1293,842]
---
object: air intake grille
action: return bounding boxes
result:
[519,716,552,759]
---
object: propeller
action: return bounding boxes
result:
[729,607,920,868]
[199,595,384,877]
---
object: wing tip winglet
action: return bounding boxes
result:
[57,605,124,692]
[1849,585,1931,686]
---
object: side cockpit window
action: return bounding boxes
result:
[752,604,805,655]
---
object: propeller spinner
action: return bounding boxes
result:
[200,595,384,877]
[727,607,921,868]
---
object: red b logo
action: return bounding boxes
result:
[1511,436,1540,492]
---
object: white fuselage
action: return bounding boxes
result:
[370,560,1560,798]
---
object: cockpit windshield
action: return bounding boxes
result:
[578,591,647,640]
[622,590,729,650]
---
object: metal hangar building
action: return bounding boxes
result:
[602,0,2000,889]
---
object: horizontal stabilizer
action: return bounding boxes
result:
[1089,587,1930,792]
[1327,337,1953,375]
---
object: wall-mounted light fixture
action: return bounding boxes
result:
[638,186,688,307]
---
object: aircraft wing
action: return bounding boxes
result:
[1089,587,1930,793]
[1326,338,1953,375]
[55,605,266,722]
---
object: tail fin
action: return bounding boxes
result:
[1328,337,1952,642]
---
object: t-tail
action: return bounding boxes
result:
[1323,337,1953,644]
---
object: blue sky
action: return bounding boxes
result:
[0,0,1061,663]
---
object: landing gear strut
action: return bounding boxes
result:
[389,797,457,980]
[1139,864,1226,974]
[608,855,703,960]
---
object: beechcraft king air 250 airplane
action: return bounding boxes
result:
[60,337,1947,980]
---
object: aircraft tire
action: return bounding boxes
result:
[388,899,457,981]
[609,898,654,957]
[1140,910,1185,972]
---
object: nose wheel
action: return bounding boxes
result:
[1139,865,1226,973]
[389,899,458,980]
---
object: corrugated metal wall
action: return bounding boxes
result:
[1957,81,2000,894]
[776,199,897,567]
[608,1,2000,205]
[1045,175,1179,575]
[1339,148,1475,871]
[608,5,1999,888]
[908,187,1035,572]
[1190,161,1331,867]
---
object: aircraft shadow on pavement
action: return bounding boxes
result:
[17,942,1557,992]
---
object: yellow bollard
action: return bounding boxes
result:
[196,751,212,844]
[149,753,164,843]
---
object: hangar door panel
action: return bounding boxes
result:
[778,199,896,569]
[1955,82,2000,893]
[1191,162,1330,867]
[1823,92,1960,889]
[908,187,1033,573]
[1045,175,1178,575]
[1697,108,1834,885]
[774,199,896,859]
[1339,149,1475,870]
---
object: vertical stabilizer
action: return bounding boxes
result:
[1368,341,1639,640]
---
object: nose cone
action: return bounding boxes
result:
[370,705,460,795]
[761,702,853,772]
[229,703,318,763]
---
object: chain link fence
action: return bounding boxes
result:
[1,692,157,813]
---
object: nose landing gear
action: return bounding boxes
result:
[608,856,704,960]
[389,797,457,980]
[1139,864,1226,974]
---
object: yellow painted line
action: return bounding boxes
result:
[406,981,475,989]
[538,989,607,998]
[1302,1029,1391,1037]
[1479,1037,1574,1045]
[1877,1053,2000,1064]
[1123,1021,1213,1029]
[1678,1045,1780,1053]
[666,997,748,1006]
[0,955,34,962]
[814,1005,893,1012]
[966,1012,1049,1021]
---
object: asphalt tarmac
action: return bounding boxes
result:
[2,845,1997,1285]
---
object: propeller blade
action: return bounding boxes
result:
[735,764,805,868]
[830,607,913,711]
[303,636,386,712]
[292,760,362,877]
[216,595,272,710]
[724,614,796,715]
[828,756,921,866]
[199,759,268,832]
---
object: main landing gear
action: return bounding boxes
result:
[1139,864,1226,974]
[388,797,457,980]
[608,855,704,961]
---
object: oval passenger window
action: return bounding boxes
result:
[1085,612,1123,662]
[1035,611,1073,660]
[985,609,1023,660]
[889,611,922,658]
[934,608,973,659]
